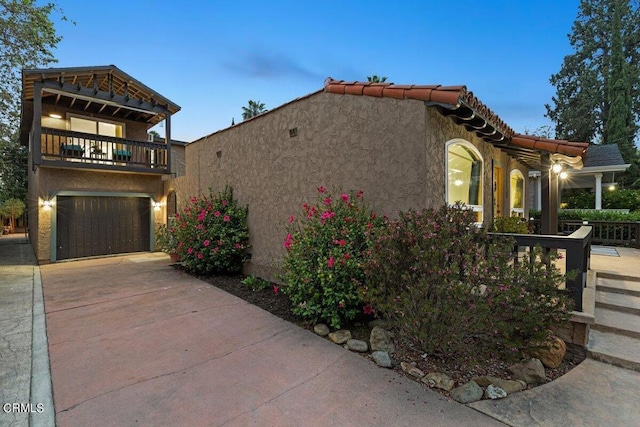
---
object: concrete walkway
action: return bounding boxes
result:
[3,236,640,426]
[0,235,54,427]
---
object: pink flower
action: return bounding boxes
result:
[321,211,335,220]
[214,211,221,217]
[288,215,295,224]
[197,253,203,259]
[324,197,332,205]
[284,233,293,250]
[333,239,346,246]
[273,285,279,295]
[343,253,351,260]
[197,224,203,230]
[356,190,364,199]
[235,243,242,249]
[328,257,335,268]
[190,196,197,204]
[363,304,374,315]
[317,186,326,194]
[223,215,230,222]
[218,240,223,246]
[307,207,317,218]
[340,193,349,203]
[212,247,218,254]
[203,239,210,247]
[302,203,309,211]
[221,200,228,206]
[187,247,194,254]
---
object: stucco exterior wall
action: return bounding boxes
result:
[30,167,163,262]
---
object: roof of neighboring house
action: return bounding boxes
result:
[582,144,627,168]
[324,78,589,168]
[20,65,181,144]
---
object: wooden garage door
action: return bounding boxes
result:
[56,196,150,260]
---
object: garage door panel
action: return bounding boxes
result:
[56,196,150,260]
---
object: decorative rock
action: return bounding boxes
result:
[328,329,352,344]
[472,376,525,394]
[530,336,567,369]
[346,339,368,353]
[450,381,483,404]
[484,384,508,400]
[313,324,330,337]
[508,358,546,385]
[400,362,425,378]
[421,372,455,392]
[370,326,395,353]
[368,319,393,330]
[372,351,392,368]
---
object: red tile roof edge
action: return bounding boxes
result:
[324,78,590,159]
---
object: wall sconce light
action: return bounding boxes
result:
[153,201,162,211]
[551,163,563,174]
[608,184,616,191]
[49,113,62,119]
[42,200,52,210]
[454,179,464,187]
[559,171,568,180]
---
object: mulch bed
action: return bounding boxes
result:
[190,269,582,394]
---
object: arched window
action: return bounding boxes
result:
[510,170,525,216]
[446,140,483,222]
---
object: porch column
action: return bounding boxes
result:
[536,175,542,210]
[541,154,558,235]
[594,173,603,210]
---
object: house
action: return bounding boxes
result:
[529,144,631,210]
[20,65,181,263]
[177,78,589,280]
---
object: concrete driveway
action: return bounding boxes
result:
[40,253,501,426]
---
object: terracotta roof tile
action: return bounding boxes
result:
[323,78,590,163]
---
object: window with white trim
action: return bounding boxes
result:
[510,169,525,217]
[446,140,483,222]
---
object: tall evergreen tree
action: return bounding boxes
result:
[546,0,640,187]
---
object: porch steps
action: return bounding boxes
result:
[587,273,640,372]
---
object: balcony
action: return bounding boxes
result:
[37,127,169,174]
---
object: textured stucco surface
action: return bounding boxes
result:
[183,92,530,279]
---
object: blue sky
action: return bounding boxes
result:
[50,0,581,142]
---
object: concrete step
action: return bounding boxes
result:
[597,277,640,298]
[587,329,640,372]
[592,307,640,339]
[595,290,640,316]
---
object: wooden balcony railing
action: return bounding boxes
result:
[39,127,168,172]
[530,219,639,248]
[489,226,593,312]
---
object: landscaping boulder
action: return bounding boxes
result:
[370,326,395,353]
[346,339,368,353]
[484,384,507,400]
[530,336,567,369]
[372,351,392,368]
[450,381,483,404]
[421,372,455,391]
[472,376,525,394]
[508,358,546,385]
[400,362,425,378]
[314,324,330,337]
[328,329,351,344]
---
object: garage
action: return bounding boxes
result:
[56,196,151,260]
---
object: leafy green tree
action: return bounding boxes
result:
[0,139,27,202]
[0,0,69,142]
[241,100,266,120]
[546,0,640,187]
[0,197,25,232]
[367,75,388,83]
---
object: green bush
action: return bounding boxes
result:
[562,188,640,211]
[491,216,530,234]
[529,208,640,221]
[360,203,572,361]
[280,186,383,328]
[155,218,179,254]
[175,186,249,275]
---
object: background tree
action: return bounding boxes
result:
[546,0,640,187]
[0,0,69,203]
[241,100,266,120]
[0,197,25,232]
[367,75,388,83]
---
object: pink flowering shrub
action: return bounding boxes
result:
[175,186,249,275]
[359,203,572,361]
[281,187,383,329]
